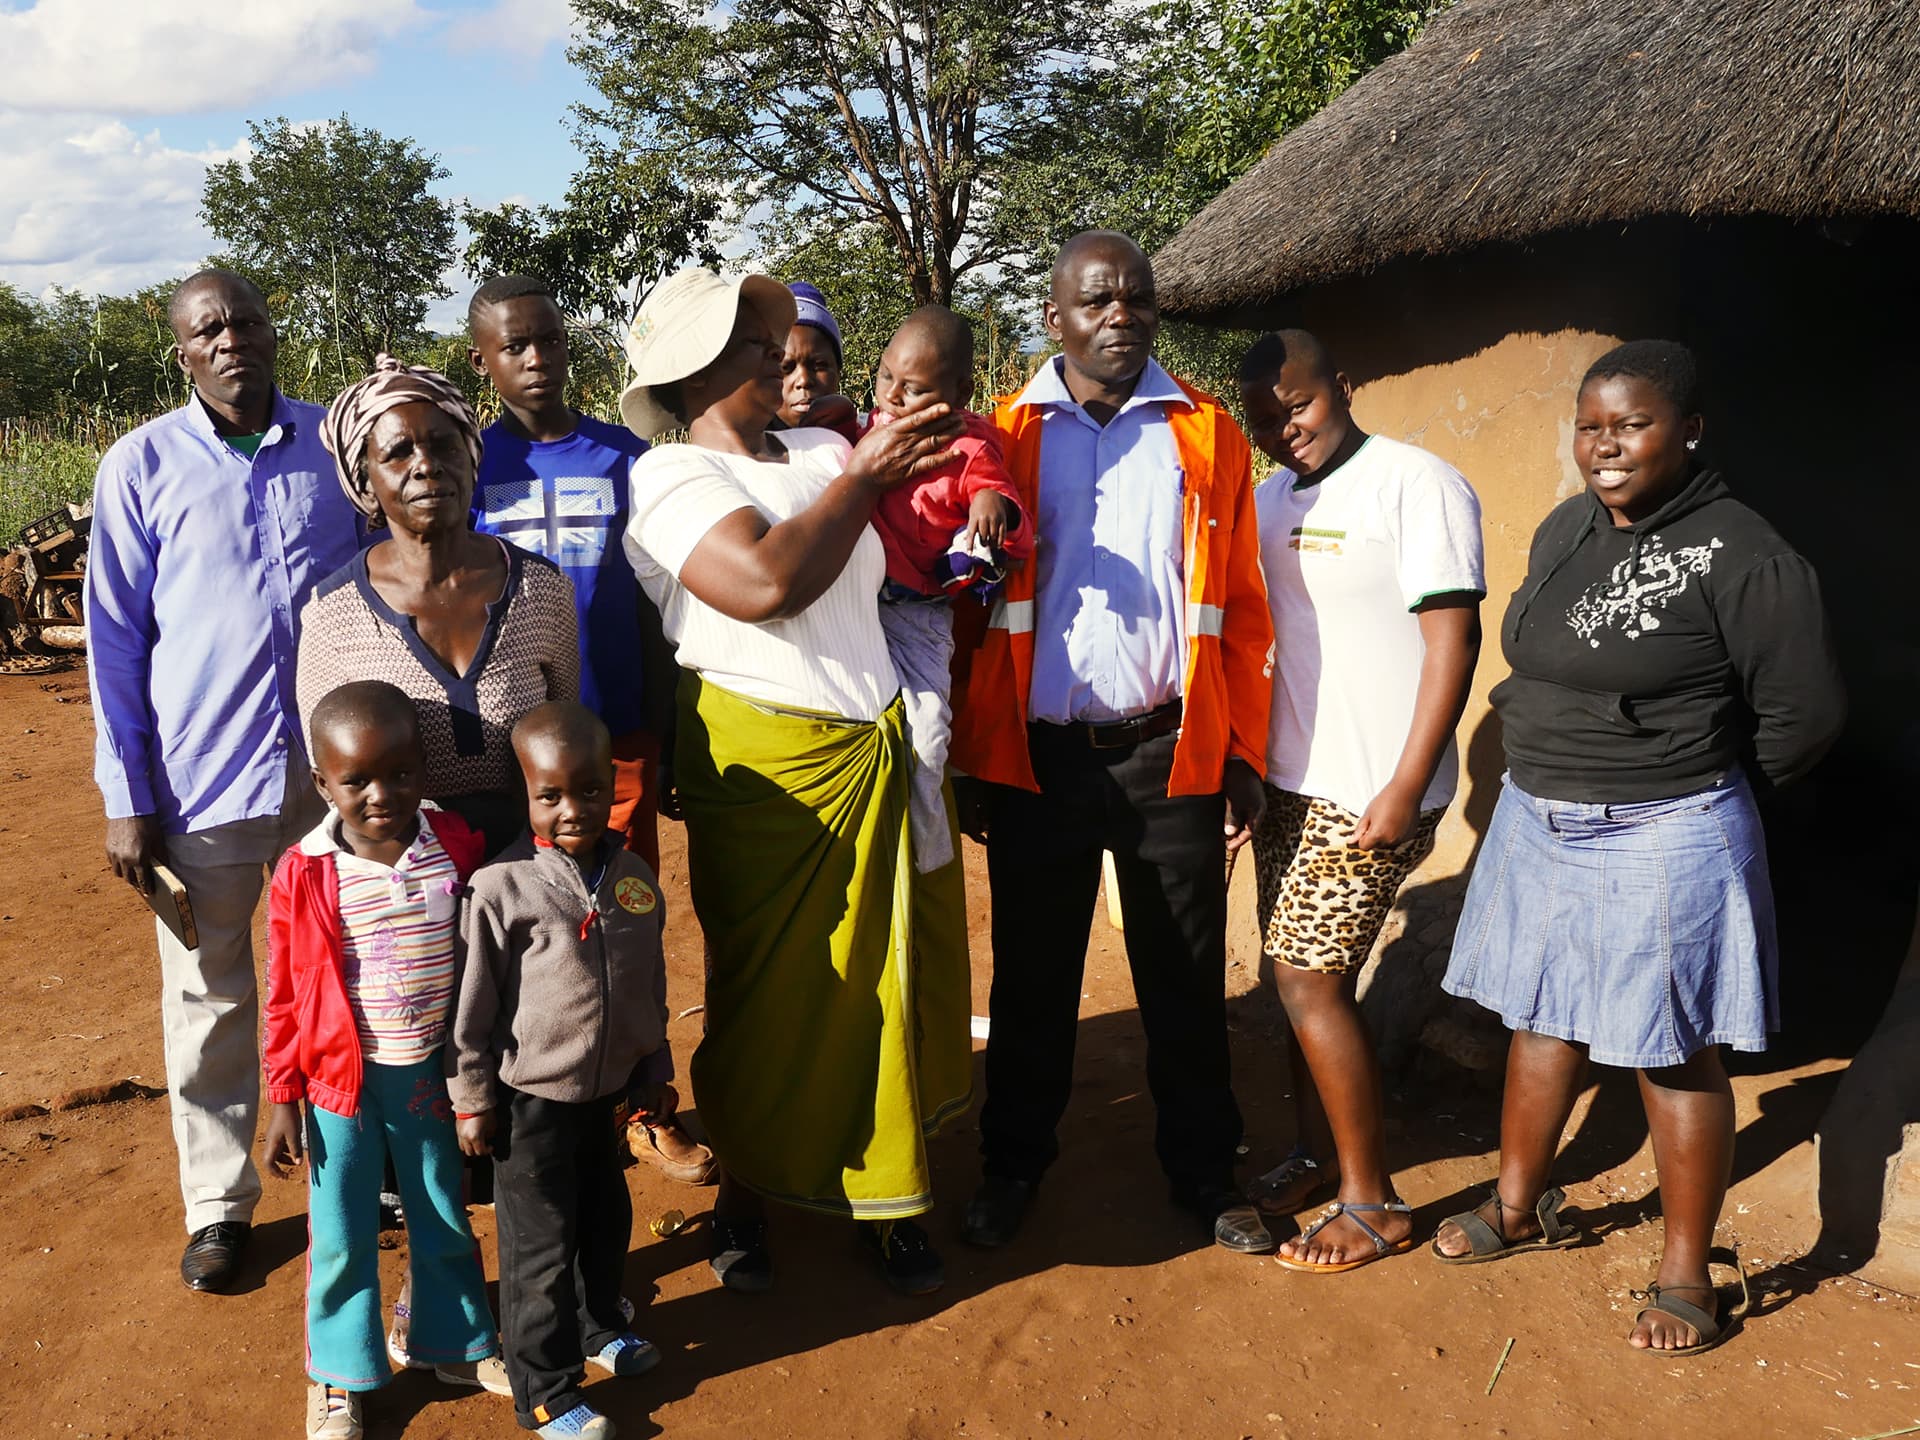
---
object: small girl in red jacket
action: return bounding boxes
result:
[867,305,1033,871]
[262,680,506,1440]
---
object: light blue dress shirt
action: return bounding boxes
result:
[1016,356,1191,724]
[85,390,362,833]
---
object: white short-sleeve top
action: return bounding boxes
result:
[1256,434,1486,815]
[623,428,899,721]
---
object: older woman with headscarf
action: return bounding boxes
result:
[620,269,971,1298]
[297,355,580,851]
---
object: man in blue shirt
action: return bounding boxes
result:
[86,270,362,1292]
[955,232,1273,1255]
[466,274,712,1187]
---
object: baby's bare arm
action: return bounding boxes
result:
[966,489,1018,547]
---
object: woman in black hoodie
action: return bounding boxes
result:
[1429,342,1844,1355]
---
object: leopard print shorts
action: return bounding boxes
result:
[1251,785,1444,974]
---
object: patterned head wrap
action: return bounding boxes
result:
[320,353,484,521]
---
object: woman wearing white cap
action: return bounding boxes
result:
[619,269,974,1296]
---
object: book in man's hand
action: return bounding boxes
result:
[145,863,198,951]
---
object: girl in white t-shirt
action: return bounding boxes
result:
[1233,330,1486,1274]
[615,269,975,1302]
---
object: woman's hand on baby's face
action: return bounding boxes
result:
[263,1102,304,1178]
[456,1111,497,1157]
[844,402,962,492]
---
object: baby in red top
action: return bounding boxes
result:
[869,306,1034,595]
[866,306,1032,873]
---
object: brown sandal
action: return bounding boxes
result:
[1631,1254,1751,1357]
[1429,1185,1581,1265]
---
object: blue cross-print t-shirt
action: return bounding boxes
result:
[472,415,650,734]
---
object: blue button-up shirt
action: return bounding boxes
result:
[85,389,362,833]
[1017,355,1192,724]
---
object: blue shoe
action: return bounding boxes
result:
[588,1333,661,1377]
[534,1403,614,1439]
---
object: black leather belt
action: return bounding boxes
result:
[1043,701,1183,750]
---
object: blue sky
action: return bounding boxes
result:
[0,0,606,329]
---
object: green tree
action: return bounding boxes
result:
[986,0,1448,400]
[0,283,51,418]
[201,116,457,384]
[61,284,188,413]
[567,0,1149,309]
[0,283,185,419]
[993,0,1445,271]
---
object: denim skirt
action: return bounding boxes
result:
[1442,773,1778,1068]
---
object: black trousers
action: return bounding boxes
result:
[979,724,1242,1193]
[492,1087,631,1428]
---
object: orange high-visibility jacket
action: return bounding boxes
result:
[949,374,1275,796]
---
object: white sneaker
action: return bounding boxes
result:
[305,1383,364,1440]
[435,1353,513,1396]
[588,1333,661,1377]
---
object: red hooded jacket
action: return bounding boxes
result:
[262,806,485,1118]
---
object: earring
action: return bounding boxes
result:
[1686,439,1699,451]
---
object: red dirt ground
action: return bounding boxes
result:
[2,671,1915,1439]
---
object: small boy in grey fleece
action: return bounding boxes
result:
[449,701,669,1440]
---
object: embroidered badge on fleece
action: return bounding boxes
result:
[615,876,657,915]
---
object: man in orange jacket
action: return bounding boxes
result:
[950,231,1276,1254]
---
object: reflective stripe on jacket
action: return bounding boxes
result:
[949,374,1274,795]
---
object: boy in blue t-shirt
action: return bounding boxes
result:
[467,274,714,1190]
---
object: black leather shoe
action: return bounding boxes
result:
[860,1218,945,1295]
[1172,1183,1275,1255]
[709,1215,773,1293]
[961,1176,1035,1248]
[180,1221,251,1292]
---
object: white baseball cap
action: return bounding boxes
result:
[619,269,799,440]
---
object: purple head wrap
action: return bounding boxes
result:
[787,281,842,362]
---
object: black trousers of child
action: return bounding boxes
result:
[978,722,1243,1196]
[492,1086,631,1428]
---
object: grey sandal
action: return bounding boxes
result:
[1632,1255,1751,1357]
[1430,1185,1581,1265]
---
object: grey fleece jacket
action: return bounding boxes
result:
[449,832,670,1112]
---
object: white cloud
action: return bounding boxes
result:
[0,113,241,295]
[0,0,431,116]
[0,1,572,313]
[442,0,574,54]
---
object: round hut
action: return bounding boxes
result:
[1156,0,1920,1290]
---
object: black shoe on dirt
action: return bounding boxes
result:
[861,1218,945,1295]
[709,1215,773,1293]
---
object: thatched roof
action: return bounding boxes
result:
[1155,0,1920,318]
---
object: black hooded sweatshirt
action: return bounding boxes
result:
[1491,467,1845,803]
